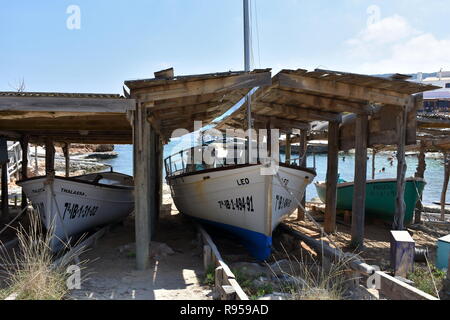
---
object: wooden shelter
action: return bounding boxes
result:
[216,69,437,249]
[416,113,450,222]
[124,68,272,269]
[0,67,438,270]
[0,92,134,219]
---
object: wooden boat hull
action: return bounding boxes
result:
[167,163,316,260]
[17,172,134,251]
[314,178,426,225]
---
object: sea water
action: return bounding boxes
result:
[102,145,449,206]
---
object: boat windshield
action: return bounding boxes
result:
[164,137,308,178]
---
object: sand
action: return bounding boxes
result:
[68,186,212,300]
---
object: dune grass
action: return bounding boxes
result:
[0,211,86,300]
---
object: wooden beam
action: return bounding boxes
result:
[1,163,7,219]
[393,106,408,230]
[351,114,368,249]
[441,153,450,222]
[415,144,426,224]
[285,134,291,165]
[45,139,55,175]
[0,96,135,113]
[376,271,439,300]
[298,129,308,221]
[277,72,410,106]
[133,102,152,270]
[371,149,376,180]
[62,143,70,177]
[131,71,272,102]
[324,121,340,233]
[252,114,310,131]
[254,102,342,122]
[20,136,29,209]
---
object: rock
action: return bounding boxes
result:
[85,152,118,160]
[268,259,301,277]
[258,292,291,300]
[252,276,271,289]
[149,241,175,258]
[230,262,269,278]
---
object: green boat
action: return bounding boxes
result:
[315,177,426,225]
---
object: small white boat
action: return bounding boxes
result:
[165,143,316,260]
[17,172,134,251]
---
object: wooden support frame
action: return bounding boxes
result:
[1,163,7,219]
[133,102,153,270]
[441,153,450,222]
[62,143,70,178]
[414,143,426,224]
[277,72,410,106]
[20,136,29,209]
[394,106,408,230]
[324,121,340,233]
[0,96,135,113]
[45,139,55,175]
[297,129,308,221]
[128,71,271,102]
[351,114,369,249]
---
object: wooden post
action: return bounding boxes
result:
[324,121,340,233]
[62,143,70,177]
[133,102,152,270]
[20,136,29,210]
[156,135,163,224]
[390,231,415,278]
[285,134,291,165]
[393,106,408,230]
[414,144,426,224]
[1,164,8,219]
[298,129,308,221]
[34,145,39,175]
[371,149,376,180]
[0,137,8,219]
[441,153,450,222]
[148,128,157,239]
[45,139,55,175]
[351,114,368,249]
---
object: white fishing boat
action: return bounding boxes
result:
[165,142,316,260]
[17,171,134,251]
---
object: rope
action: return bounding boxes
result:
[273,167,342,250]
[0,204,28,236]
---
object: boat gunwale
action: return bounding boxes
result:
[16,173,134,191]
[166,163,317,181]
[314,177,427,189]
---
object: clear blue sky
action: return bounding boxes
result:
[1,0,449,94]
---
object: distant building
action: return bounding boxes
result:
[416,71,450,113]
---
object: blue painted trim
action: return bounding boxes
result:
[190,216,272,261]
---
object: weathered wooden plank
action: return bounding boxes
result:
[394,106,408,230]
[441,153,450,222]
[20,136,29,209]
[376,271,438,300]
[351,114,368,249]
[324,121,340,233]
[132,71,272,102]
[0,96,135,113]
[62,143,70,178]
[134,102,152,270]
[277,72,410,106]
[45,139,55,175]
[256,102,342,122]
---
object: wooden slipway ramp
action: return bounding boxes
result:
[68,213,212,300]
